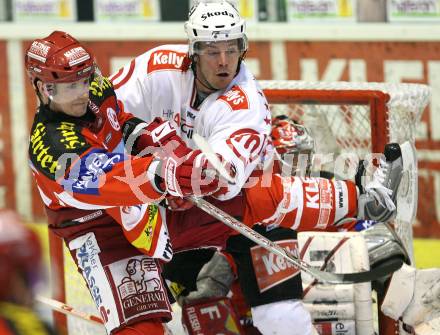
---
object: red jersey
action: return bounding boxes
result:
[28,76,170,259]
[243,172,358,232]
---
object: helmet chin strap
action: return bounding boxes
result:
[195,75,218,93]
[192,58,219,93]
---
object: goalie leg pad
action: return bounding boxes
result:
[381,263,416,321]
[251,300,314,335]
[414,316,440,335]
[226,225,303,307]
[382,264,440,328]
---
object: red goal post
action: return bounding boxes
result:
[260,80,430,262]
[48,80,430,335]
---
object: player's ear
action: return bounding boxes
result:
[35,79,43,91]
[35,80,46,96]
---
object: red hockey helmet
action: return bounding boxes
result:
[0,210,42,301]
[25,30,95,84]
[271,115,315,176]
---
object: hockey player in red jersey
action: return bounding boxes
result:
[26,31,220,335]
[0,210,60,335]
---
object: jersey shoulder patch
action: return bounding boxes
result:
[147,49,190,74]
[218,85,249,111]
[29,120,89,179]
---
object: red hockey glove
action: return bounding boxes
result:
[136,117,189,155]
[159,150,220,197]
[166,196,194,211]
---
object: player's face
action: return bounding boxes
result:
[38,78,89,117]
[195,40,242,91]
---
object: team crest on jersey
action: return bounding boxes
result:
[147,50,189,74]
[218,85,249,111]
[250,239,300,293]
[112,256,170,320]
[107,107,120,131]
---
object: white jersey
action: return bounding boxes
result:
[111,44,271,199]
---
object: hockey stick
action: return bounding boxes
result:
[189,196,403,285]
[191,134,403,284]
[35,295,104,325]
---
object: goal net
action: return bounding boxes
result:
[48,80,430,335]
[261,80,429,263]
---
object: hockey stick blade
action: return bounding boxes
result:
[189,196,403,285]
[192,133,236,184]
[35,295,104,325]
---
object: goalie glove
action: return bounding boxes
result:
[178,251,236,305]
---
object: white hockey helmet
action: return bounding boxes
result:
[185,0,248,55]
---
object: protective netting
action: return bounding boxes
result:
[260,80,430,264]
[55,80,430,334]
[260,80,430,145]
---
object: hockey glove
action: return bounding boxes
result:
[166,196,194,211]
[133,117,188,156]
[158,149,220,198]
[178,251,236,305]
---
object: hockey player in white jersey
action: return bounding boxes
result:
[111,1,276,333]
[111,0,270,201]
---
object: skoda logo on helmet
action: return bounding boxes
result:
[201,11,234,21]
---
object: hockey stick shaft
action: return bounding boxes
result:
[35,295,104,325]
[189,196,403,284]
[189,196,336,283]
[191,133,402,284]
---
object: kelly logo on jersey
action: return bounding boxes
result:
[218,85,249,111]
[75,234,103,307]
[147,50,188,73]
[250,240,300,293]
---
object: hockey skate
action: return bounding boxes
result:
[358,141,416,223]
